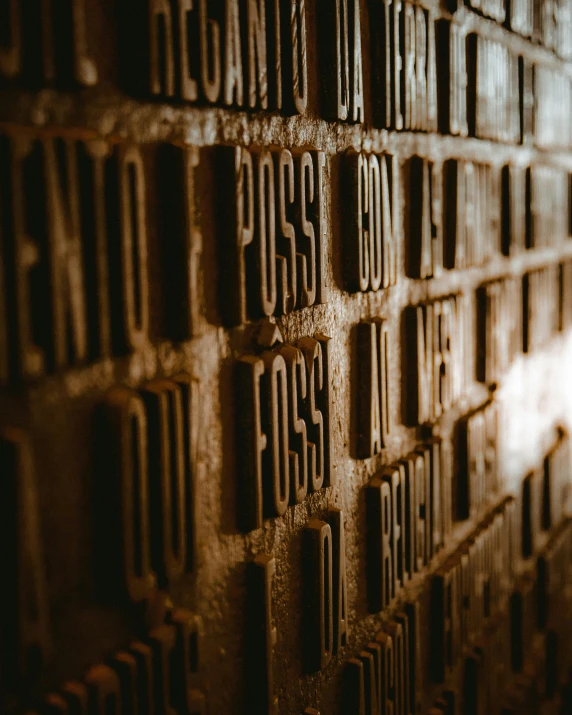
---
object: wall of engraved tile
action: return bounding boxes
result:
[1,0,572,713]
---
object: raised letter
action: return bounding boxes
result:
[304,519,333,672]
[248,554,277,714]
[102,388,157,602]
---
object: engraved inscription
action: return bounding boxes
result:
[476,277,521,385]
[443,159,501,270]
[373,0,403,129]
[326,0,365,122]
[4,1,572,709]
[436,20,468,136]
[430,497,515,684]
[466,34,520,143]
[534,67,572,149]
[248,553,278,714]
[0,429,51,686]
[501,164,526,256]
[327,507,349,655]
[0,0,97,85]
[344,151,397,293]
[357,319,391,458]
[560,260,572,331]
[236,331,331,532]
[139,0,307,112]
[456,401,500,521]
[0,133,154,381]
[520,58,534,145]
[407,156,443,279]
[523,265,560,353]
[303,509,348,672]
[219,146,327,325]
[366,439,447,612]
[158,144,204,339]
[342,607,418,714]
[509,0,533,37]
[304,519,334,672]
[30,608,206,713]
[101,374,200,603]
[404,295,469,425]
[526,166,569,248]
[373,0,438,131]
[538,520,572,631]
[401,3,438,132]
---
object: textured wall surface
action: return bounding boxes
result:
[1,1,572,713]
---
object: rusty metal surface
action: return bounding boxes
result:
[2,1,572,714]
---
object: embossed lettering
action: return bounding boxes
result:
[357,319,390,457]
[305,519,333,672]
